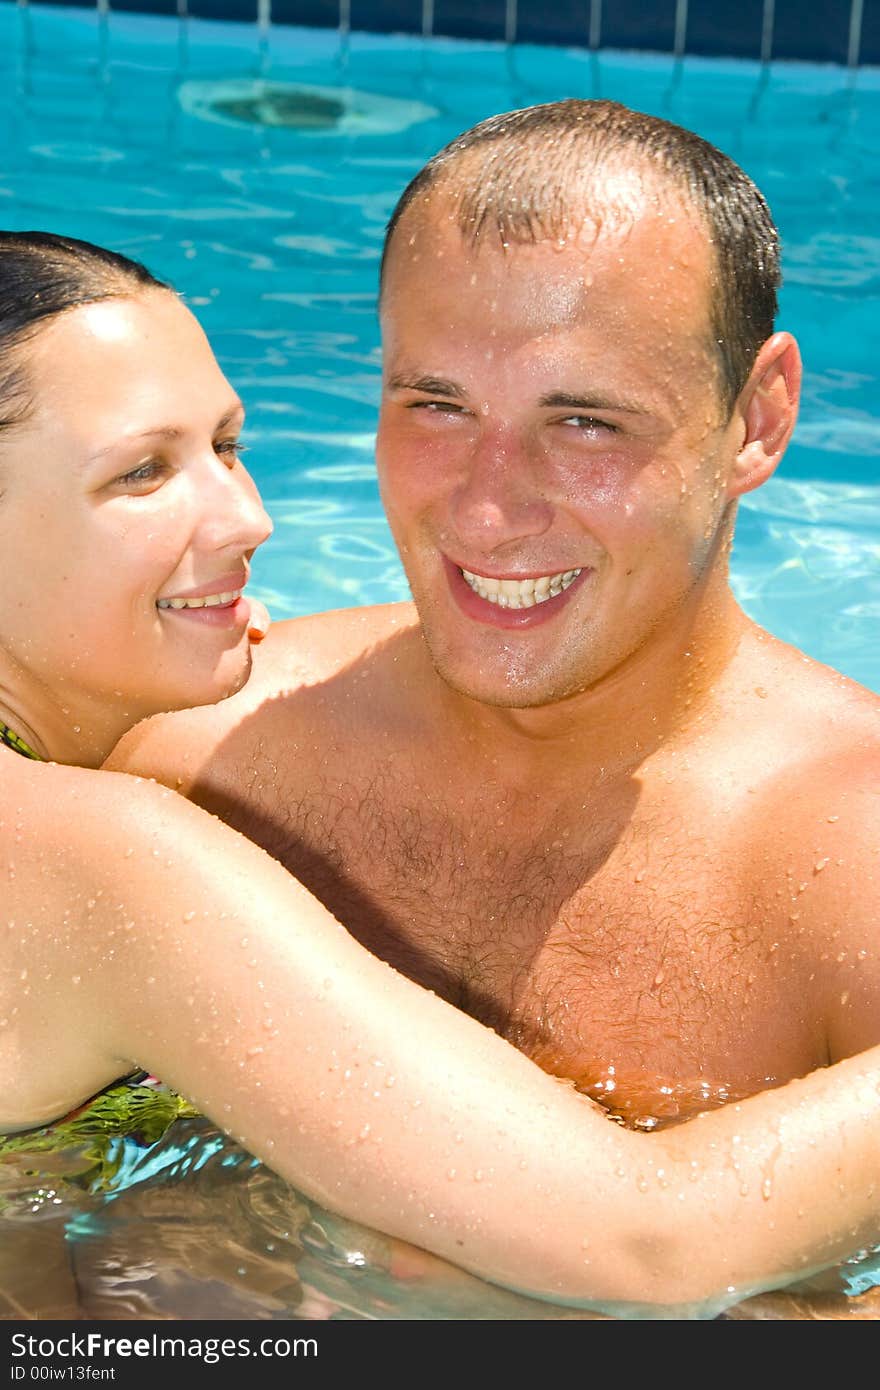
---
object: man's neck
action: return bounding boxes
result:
[422,577,750,789]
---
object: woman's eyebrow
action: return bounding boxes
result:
[85,402,245,464]
[86,425,182,462]
[386,373,468,399]
[216,402,246,429]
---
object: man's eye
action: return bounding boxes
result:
[560,415,618,435]
[408,400,467,415]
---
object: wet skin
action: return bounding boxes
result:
[109,202,880,1128]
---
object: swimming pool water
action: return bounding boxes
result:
[2,2,878,694]
[1,3,879,1322]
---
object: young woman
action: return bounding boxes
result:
[1,230,878,1319]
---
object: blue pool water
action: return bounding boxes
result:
[2,2,878,693]
[1,3,879,1322]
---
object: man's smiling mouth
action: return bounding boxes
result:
[460,567,582,609]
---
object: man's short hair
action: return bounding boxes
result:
[380,99,781,414]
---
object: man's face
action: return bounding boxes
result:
[376,189,747,709]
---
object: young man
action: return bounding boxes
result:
[110,99,880,1132]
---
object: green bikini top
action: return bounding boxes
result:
[0,719,41,760]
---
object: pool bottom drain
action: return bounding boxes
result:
[179,79,436,136]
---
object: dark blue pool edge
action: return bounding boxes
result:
[11,0,880,67]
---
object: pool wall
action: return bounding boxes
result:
[14,0,880,65]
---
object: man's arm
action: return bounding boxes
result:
[813,764,880,1062]
[754,748,880,1064]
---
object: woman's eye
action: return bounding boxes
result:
[116,461,165,487]
[215,438,249,461]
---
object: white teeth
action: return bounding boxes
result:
[157,589,241,611]
[460,568,582,607]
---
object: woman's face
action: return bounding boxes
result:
[0,289,272,744]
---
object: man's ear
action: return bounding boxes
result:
[727,332,802,499]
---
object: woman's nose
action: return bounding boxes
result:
[199,457,273,554]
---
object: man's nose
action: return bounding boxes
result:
[449,432,553,552]
[196,455,273,554]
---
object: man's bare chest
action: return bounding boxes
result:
[232,751,822,1124]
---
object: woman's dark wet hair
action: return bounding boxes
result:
[0,231,170,431]
[380,99,782,415]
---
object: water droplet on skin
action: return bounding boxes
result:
[762,1177,773,1201]
[183,910,196,923]
[447,1169,457,1180]
[637,1177,649,1192]
[71,975,81,986]
[814,858,829,873]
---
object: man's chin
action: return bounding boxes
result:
[428,653,585,712]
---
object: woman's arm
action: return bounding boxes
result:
[3,762,879,1317]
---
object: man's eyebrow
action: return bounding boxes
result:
[386,373,468,400]
[538,390,649,415]
[86,401,245,462]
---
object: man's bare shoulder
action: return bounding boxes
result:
[262,601,420,678]
[104,601,419,793]
[721,643,880,1055]
[731,630,879,764]
[713,629,878,890]
[745,637,879,827]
